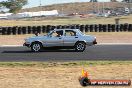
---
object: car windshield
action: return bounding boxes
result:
[77,29,85,35]
[47,30,53,36]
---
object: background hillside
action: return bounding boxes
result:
[20,2,132,14]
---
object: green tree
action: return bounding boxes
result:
[0,0,27,13]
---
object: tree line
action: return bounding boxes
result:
[0,0,131,14]
[90,0,132,2]
[0,0,27,13]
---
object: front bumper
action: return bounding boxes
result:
[93,41,97,44]
[23,42,30,47]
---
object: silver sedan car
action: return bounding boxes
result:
[23,29,97,52]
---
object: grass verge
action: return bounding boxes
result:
[0,61,132,67]
[0,61,132,88]
[0,15,132,26]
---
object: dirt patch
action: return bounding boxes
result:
[88,32,132,44]
[0,64,131,88]
[0,34,34,45]
[0,32,132,45]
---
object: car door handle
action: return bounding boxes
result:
[75,37,78,38]
[59,38,62,39]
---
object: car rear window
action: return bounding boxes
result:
[65,30,76,36]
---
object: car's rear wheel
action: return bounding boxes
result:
[75,42,86,52]
[31,42,42,52]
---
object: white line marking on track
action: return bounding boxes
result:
[0,43,132,47]
[0,45,23,47]
[98,43,132,45]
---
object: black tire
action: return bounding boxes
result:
[79,77,90,87]
[75,42,86,52]
[31,42,42,52]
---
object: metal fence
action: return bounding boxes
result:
[0,24,132,35]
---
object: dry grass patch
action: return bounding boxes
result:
[0,34,34,45]
[87,32,132,44]
[0,61,131,88]
[0,15,132,26]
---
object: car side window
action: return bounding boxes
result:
[51,30,63,37]
[65,30,76,36]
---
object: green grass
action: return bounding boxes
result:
[0,61,132,67]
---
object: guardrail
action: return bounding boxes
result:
[0,24,132,35]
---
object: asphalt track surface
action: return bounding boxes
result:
[0,45,132,61]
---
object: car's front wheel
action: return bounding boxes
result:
[75,42,86,52]
[31,42,42,52]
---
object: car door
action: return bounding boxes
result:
[63,30,78,46]
[45,30,64,47]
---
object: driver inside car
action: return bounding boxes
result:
[52,31,61,37]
